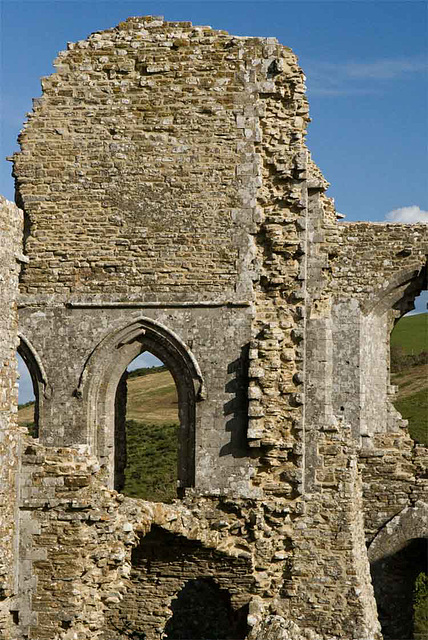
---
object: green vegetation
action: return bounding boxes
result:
[17,401,37,437]
[393,388,428,445]
[390,313,428,447]
[127,364,166,379]
[123,367,180,501]
[391,313,427,355]
[122,419,179,502]
[414,572,428,640]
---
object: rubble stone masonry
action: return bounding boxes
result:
[0,16,427,640]
[0,196,24,637]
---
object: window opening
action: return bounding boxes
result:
[17,351,37,437]
[390,290,428,445]
[114,351,180,502]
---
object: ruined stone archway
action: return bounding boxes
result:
[362,263,427,318]
[104,526,252,640]
[367,503,428,639]
[368,501,428,565]
[357,262,428,442]
[78,317,205,493]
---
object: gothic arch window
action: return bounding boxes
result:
[79,318,205,498]
[359,262,427,441]
[389,283,427,446]
[17,335,49,438]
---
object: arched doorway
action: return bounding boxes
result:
[164,577,245,639]
[80,318,204,497]
[103,526,251,640]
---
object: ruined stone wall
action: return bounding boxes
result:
[14,17,263,300]
[333,223,427,312]
[5,14,428,640]
[0,196,24,638]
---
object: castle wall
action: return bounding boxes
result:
[4,15,428,640]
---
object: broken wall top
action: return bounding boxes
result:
[13,16,314,300]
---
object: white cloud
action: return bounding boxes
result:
[384,206,428,223]
[344,58,427,80]
[306,56,426,97]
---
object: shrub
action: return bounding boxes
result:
[414,572,428,640]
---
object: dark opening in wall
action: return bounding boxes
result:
[371,537,427,640]
[114,351,179,502]
[390,288,428,445]
[164,577,248,640]
[104,526,252,640]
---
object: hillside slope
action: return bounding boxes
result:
[391,313,427,446]
[391,313,427,355]
[127,369,178,424]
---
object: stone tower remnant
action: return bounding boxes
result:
[0,16,427,640]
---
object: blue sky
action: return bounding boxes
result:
[2,1,426,401]
[1,0,427,222]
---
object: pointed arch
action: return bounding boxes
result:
[17,333,50,437]
[77,317,205,493]
[362,262,427,318]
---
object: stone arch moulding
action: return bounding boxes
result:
[76,317,206,492]
[358,261,427,439]
[368,500,428,564]
[17,333,51,437]
[362,261,427,318]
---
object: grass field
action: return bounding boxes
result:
[122,419,179,502]
[17,401,35,428]
[391,313,428,355]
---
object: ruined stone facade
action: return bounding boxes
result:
[1,16,427,640]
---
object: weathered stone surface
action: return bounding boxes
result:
[0,15,426,640]
[0,196,25,638]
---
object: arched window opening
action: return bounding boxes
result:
[17,352,37,437]
[370,537,427,640]
[164,577,247,640]
[114,350,180,503]
[16,337,47,438]
[83,318,202,496]
[390,289,428,445]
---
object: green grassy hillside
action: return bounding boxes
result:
[391,313,427,355]
[390,313,427,446]
[123,419,179,502]
[122,368,179,501]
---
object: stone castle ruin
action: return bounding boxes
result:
[0,16,427,640]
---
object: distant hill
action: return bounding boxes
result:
[127,368,178,424]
